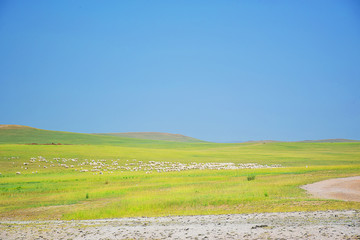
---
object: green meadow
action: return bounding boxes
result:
[0,126,359,220]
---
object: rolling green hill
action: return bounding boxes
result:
[0,124,205,146]
[94,132,205,143]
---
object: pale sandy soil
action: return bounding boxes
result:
[0,210,359,240]
[301,176,360,202]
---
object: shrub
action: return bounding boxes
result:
[86,193,89,199]
[247,175,256,181]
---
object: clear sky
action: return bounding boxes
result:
[1,1,359,142]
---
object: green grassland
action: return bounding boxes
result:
[0,125,359,220]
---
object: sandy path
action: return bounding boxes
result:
[301,176,360,202]
[1,210,359,239]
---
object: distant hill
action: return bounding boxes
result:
[0,124,35,129]
[299,139,360,143]
[93,132,205,143]
[0,125,207,145]
[244,140,282,143]
[0,125,164,145]
[243,139,360,143]
[1,125,357,145]
[244,138,360,143]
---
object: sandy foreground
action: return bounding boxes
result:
[1,176,360,240]
[1,210,359,240]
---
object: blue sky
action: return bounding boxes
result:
[1,1,359,142]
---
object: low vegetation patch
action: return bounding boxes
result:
[247,175,256,181]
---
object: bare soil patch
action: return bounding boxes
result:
[301,176,360,202]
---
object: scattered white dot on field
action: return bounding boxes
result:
[10,157,283,175]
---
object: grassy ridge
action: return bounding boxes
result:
[0,125,207,145]
[0,127,211,146]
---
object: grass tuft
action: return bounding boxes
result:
[247,175,256,181]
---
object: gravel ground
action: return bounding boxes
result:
[1,210,359,240]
